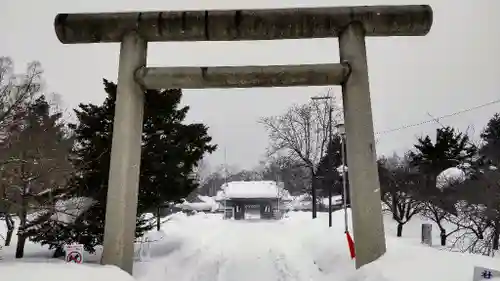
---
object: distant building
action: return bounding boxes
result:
[286,193,344,212]
[215,181,291,220]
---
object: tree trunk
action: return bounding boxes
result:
[493,220,500,250]
[15,184,28,259]
[15,236,27,258]
[156,206,161,231]
[440,228,446,246]
[5,229,14,246]
[391,192,398,221]
[53,246,65,258]
[311,178,317,219]
[397,223,404,237]
[5,213,14,246]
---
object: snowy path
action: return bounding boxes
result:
[134,213,348,281]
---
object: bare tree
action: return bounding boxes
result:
[0,57,43,132]
[418,169,473,247]
[0,95,74,258]
[259,92,341,218]
[0,58,44,247]
[451,168,500,253]
[195,164,263,197]
[258,155,310,196]
[196,171,225,197]
[446,201,492,254]
[378,155,424,237]
[193,158,211,186]
[421,201,461,246]
[229,169,262,181]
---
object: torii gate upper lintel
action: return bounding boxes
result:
[52,5,433,275]
[54,5,432,43]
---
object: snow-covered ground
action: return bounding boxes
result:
[1,263,135,281]
[1,210,499,281]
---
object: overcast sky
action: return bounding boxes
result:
[1,0,499,171]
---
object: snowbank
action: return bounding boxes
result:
[144,230,165,242]
[287,194,310,210]
[350,238,500,281]
[1,262,135,281]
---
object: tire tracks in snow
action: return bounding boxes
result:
[270,250,301,281]
[171,226,228,281]
[154,218,326,281]
[269,247,323,281]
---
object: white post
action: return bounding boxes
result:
[421,223,432,246]
[101,31,147,274]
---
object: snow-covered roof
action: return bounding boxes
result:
[198,195,216,204]
[175,202,216,211]
[27,197,96,225]
[215,181,291,201]
[175,195,220,211]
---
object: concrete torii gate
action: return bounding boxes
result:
[53,5,433,274]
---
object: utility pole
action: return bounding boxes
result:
[311,95,334,227]
[327,105,333,227]
[336,123,348,232]
[223,147,229,219]
[305,118,317,219]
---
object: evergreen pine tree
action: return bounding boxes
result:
[315,135,349,203]
[30,79,216,255]
[409,126,477,180]
[408,126,477,246]
[138,81,217,230]
[480,113,500,165]
[476,113,500,249]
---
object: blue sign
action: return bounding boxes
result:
[473,266,500,280]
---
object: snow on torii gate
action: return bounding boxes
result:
[53,5,433,274]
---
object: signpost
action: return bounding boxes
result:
[64,244,84,264]
[473,266,500,280]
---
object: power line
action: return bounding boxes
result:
[375,98,500,136]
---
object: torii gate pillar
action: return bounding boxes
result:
[101,32,147,273]
[53,5,433,274]
[339,22,385,267]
